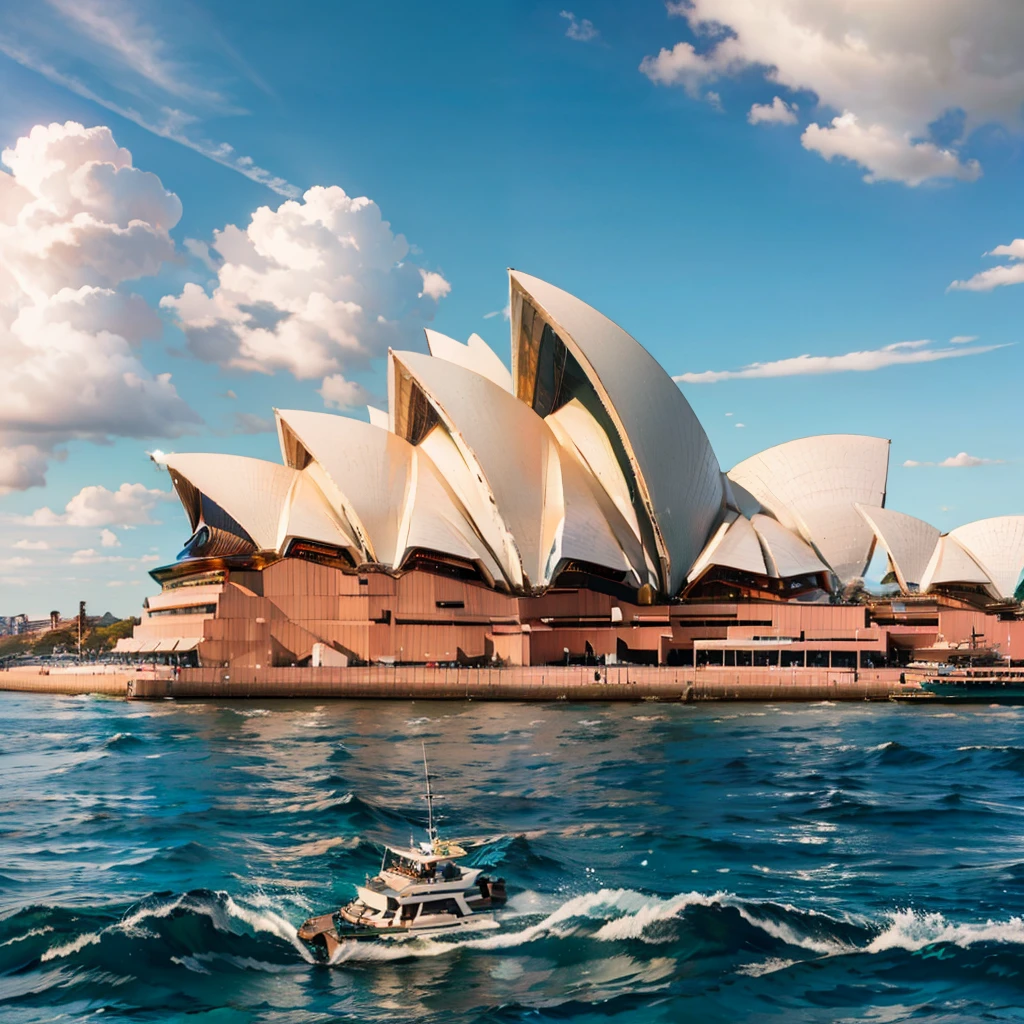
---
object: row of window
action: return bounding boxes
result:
[694,649,886,669]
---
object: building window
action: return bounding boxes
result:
[149,603,216,617]
[831,651,857,669]
[753,649,779,667]
[780,649,804,668]
[807,650,829,668]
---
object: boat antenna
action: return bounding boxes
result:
[422,742,437,847]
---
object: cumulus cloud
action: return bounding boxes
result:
[418,269,451,301]
[319,374,374,411]
[642,0,1024,185]
[161,185,449,381]
[0,121,199,492]
[904,452,1005,468]
[99,527,120,547]
[675,338,1009,383]
[25,482,173,527]
[801,113,980,186]
[748,96,798,126]
[560,11,599,42]
[949,238,1024,292]
[13,539,49,550]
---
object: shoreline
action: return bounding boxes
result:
[0,665,911,701]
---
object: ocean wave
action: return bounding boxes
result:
[321,887,1024,970]
[31,889,314,967]
[867,908,1024,953]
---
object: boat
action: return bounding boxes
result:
[298,748,507,959]
[890,664,1024,704]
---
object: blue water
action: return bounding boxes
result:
[3,695,1024,1022]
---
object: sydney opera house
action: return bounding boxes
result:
[119,271,1024,670]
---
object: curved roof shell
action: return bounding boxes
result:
[920,535,992,593]
[750,514,830,580]
[855,504,940,593]
[728,434,890,585]
[509,270,723,597]
[687,512,767,583]
[275,408,501,580]
[425,329,513,392]
[390,349,638,590]
[948,516,1024,602]
[162,452,352,554]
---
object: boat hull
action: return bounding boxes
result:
[895,681,1024,704]
[299,911,500,960]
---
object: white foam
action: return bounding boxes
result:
[41,929,102,961]
[867,909,1024,953]
[736,956,797,977]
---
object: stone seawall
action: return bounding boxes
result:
[125,666,907,701]
[0,670,131,696]
[0,666,910,701]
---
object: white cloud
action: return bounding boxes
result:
[725,411,733,416]
[13,539,49,550]
[949,335,979,344]
[319,374,374,411]
[0,7,300,198]
[904,452,1005,468]
[748,96,797,126]
[483,304,510,320]
[69,547,127,564]
[560,11,599,42]
[801,113,980,186]
[418,269,451,301]
[26,482,172,527]
[949,238,1024,292]
[0,121,199,492]
[735,422,746,428]
[675,338,1009,383]
[162,185,448,380]
[642,0,1024,185]
[45,0,227,106]
[0,556,33,569]
[99,527,120,547]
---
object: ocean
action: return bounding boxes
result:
[3,692,1024,1023]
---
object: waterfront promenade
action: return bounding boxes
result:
[0,665,910,701]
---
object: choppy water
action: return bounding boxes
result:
[4,695,1024,1022]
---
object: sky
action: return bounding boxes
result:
[1,0,1022,618]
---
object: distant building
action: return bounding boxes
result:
[118,271,1024,668]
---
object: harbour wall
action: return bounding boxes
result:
[1,665,911,701]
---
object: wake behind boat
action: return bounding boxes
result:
[298,750,507,959]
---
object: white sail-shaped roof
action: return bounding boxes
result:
[275,408,501,579]
[162,453,351,553]
[855,504,940,593]
[366,405,389,429]
[728,435,890,585]
[391,349,635,590]
[948,516,1024,602]
[425,329,513,392]
[687,512,767,583]
[920,535,992,593]
[751,514,830,580]
[509,270,723,597]
[277,409,414,564]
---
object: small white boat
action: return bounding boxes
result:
[298,750,506,959]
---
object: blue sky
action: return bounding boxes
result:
[1,0,1022,617]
